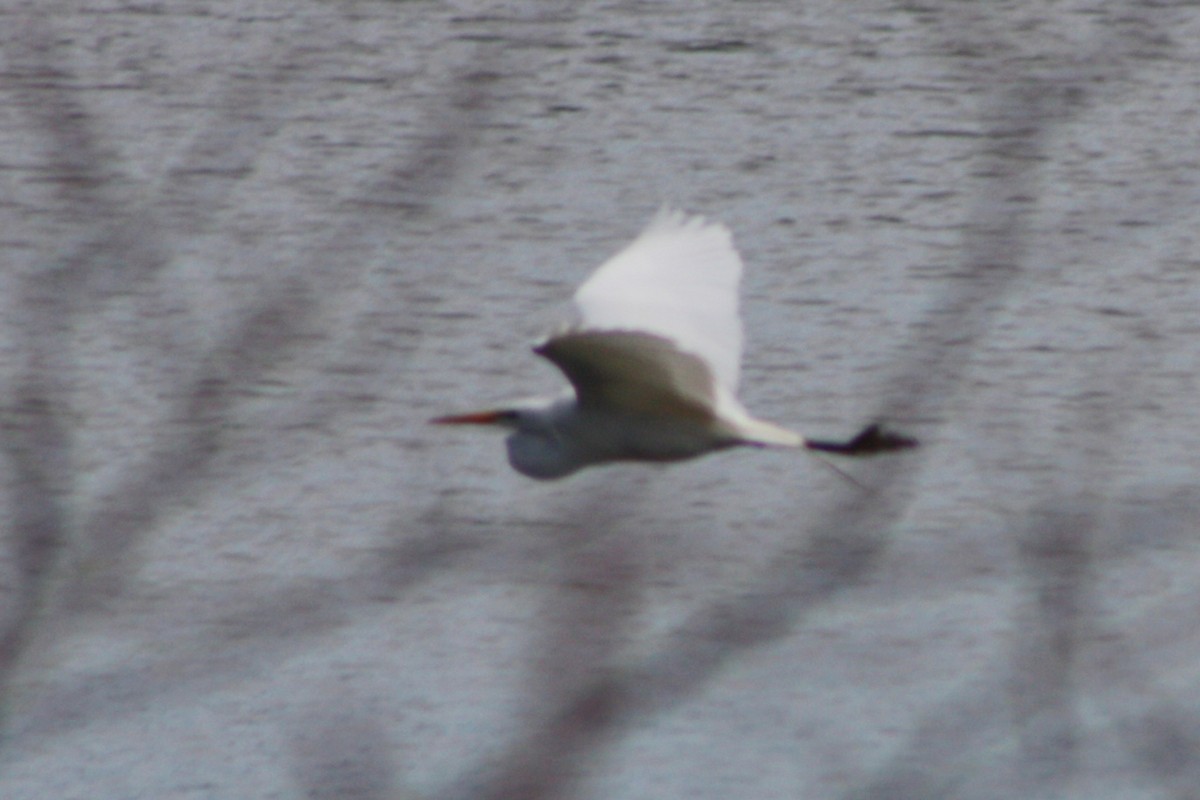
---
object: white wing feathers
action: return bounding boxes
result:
[569,209,745,393]
[534,329,720,421]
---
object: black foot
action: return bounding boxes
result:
[805,423,919,456]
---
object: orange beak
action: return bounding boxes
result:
[429,410,509,425]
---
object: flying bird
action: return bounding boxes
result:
[433,210,917,479]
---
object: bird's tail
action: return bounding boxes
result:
[736,419,916,491]
[804,423,919,456]
[738,419,920,456]
[734,417,807,448]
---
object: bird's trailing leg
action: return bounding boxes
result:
[804,423,919,456]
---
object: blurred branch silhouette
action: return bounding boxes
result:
[0,2,494,745]
[1,2,1198,799]
[450,6,1200,800]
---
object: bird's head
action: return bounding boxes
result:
[430,397,563,433]
[429,408,522,429]
[431,398,579,479]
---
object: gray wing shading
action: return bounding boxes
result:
[571,209,744,393]
[534,329,720,422]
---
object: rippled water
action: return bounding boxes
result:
[2,2,1199,798]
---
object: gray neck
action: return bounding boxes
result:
[505,398,588,480]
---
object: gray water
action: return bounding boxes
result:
[2,2,1200,798]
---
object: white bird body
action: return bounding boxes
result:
[499,389,801,480]
[433,209,915,479]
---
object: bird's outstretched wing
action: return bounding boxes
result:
[535,329,719,422]
[570,209,744,392]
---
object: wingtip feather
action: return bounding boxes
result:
[644,206,726,237]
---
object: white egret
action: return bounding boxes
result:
[433,209,917,479]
